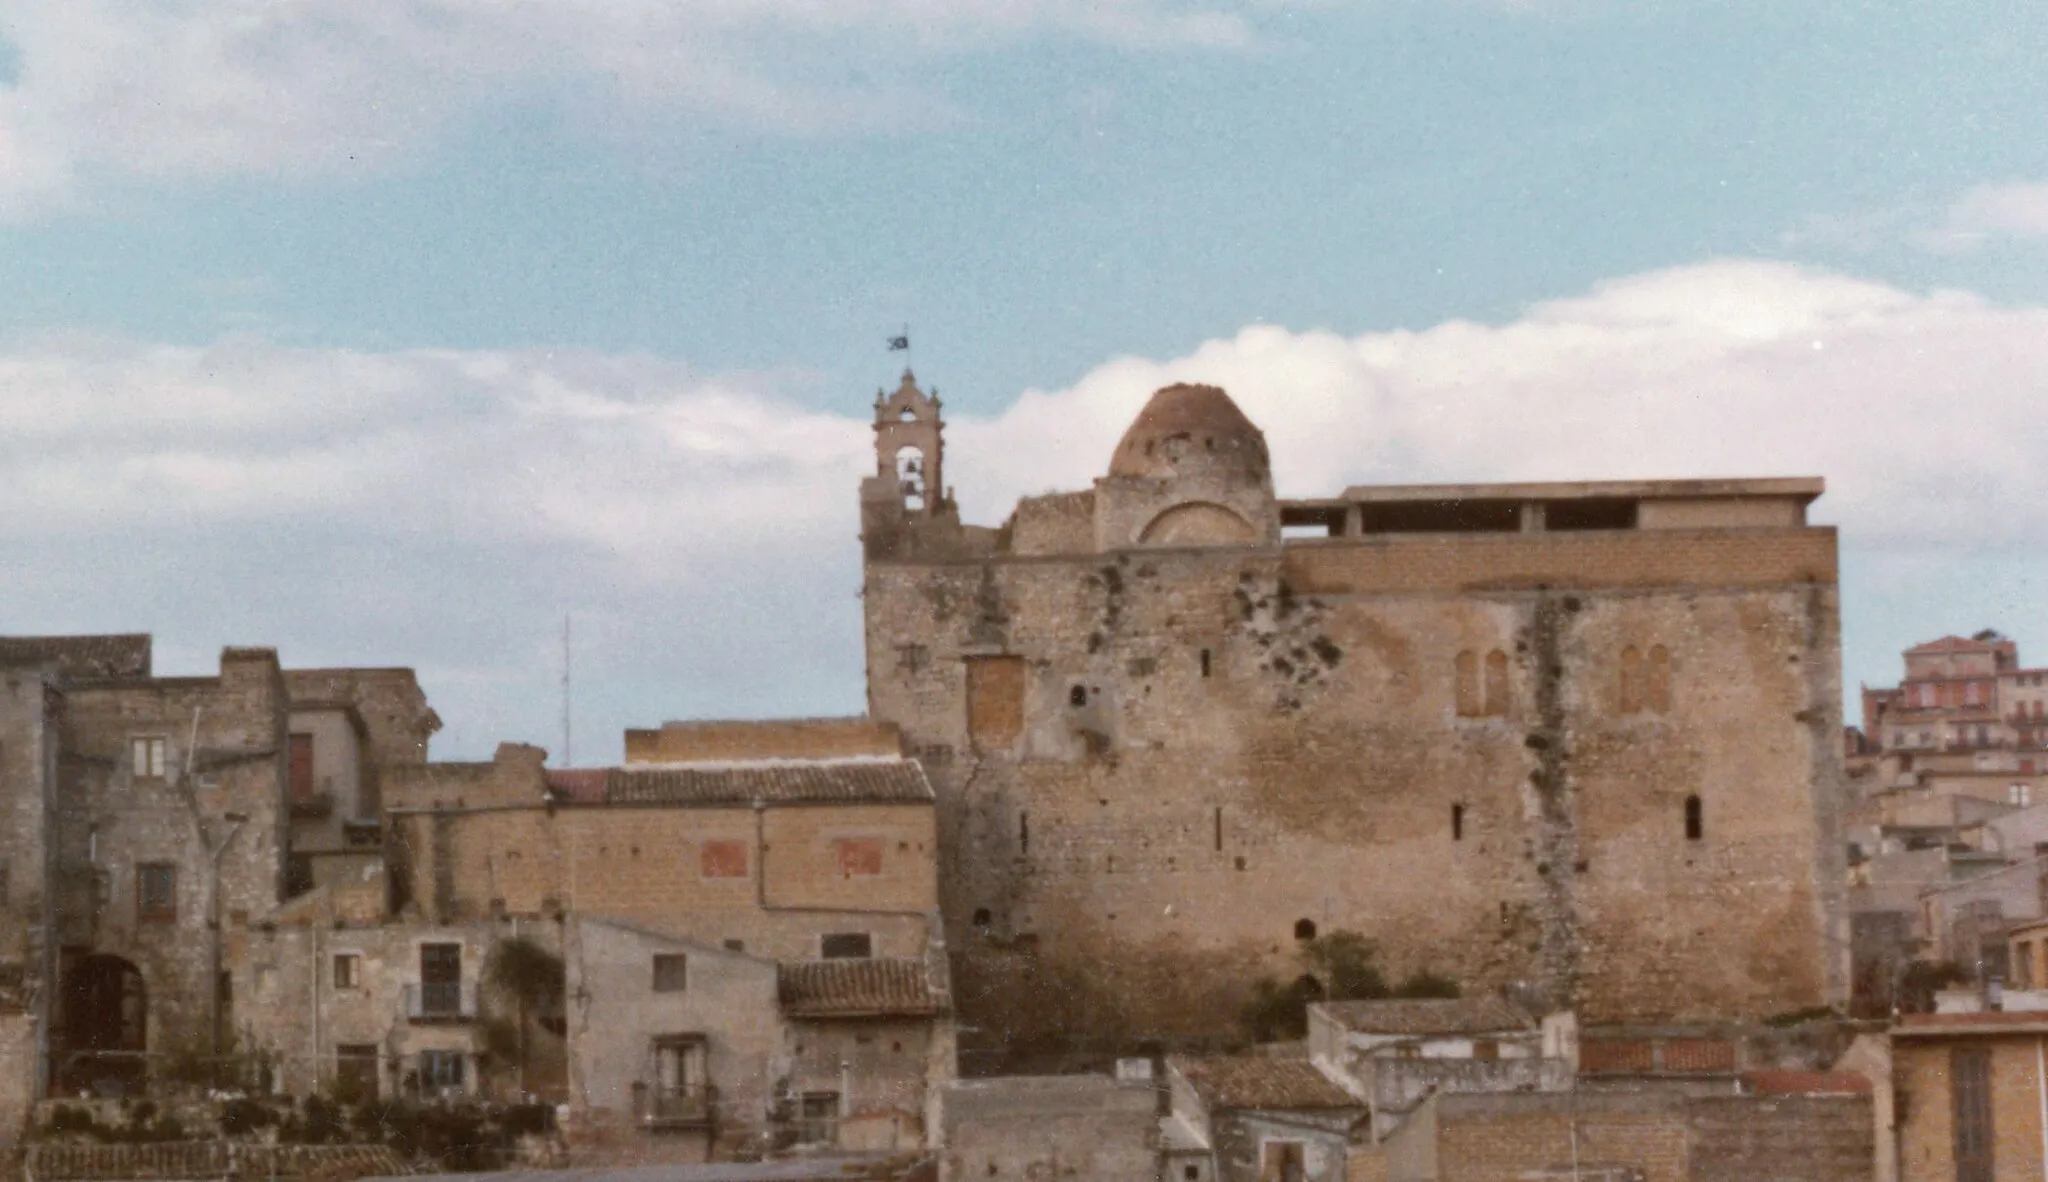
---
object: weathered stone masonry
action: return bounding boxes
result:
[858,376,1848,1050]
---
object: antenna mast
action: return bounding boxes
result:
[562,613,573,768]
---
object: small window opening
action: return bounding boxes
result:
[1185,1167,1200,1182]
[1069,685,1088,707]
[1200,649,1212,678]
[1294,919,1317,941]
[1452,804,1465,841]
[1213,807,1223,852]
[1684,795,1703,841]
[1545,498,1638,531]
[972,908,992,928]
[1019,811,1030,855]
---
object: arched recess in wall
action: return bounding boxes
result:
[1137,501,1257,548]
[55,953,147,1096]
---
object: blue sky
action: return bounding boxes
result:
[3,0,2047,757]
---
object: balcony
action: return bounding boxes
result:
[638,1084,715,1128]
[404,982,479,1022]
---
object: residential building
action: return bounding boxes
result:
[1893,1010,2048,1181]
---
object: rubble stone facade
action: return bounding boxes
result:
[860,376,1848,1047]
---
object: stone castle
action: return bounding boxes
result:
[858,374,1848,1048]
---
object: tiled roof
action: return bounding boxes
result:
[778,958,946,1018]
[1907,635,2007,654]
[0,634,151,680]
[25,1142,410,1181]
[1169,1056,1361,1112]
[603,759,933,807]
[545,768,609,803]
[1314,996,1535,1037]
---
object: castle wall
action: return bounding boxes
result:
[865,526,1846,1047]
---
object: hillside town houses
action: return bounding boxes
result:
[2,377,2040,1181]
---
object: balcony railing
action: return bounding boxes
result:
[404,982,479,1022]
[639,1084,715,1128]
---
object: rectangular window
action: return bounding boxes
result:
[822,932,873,960]
[835,837,884,878]
[131,736,167,780]
[965,655,1026,749]
[418,942,462,1015]
[796,1092,841,1145]
[289,732,316,801]
[652,953,688,993]
[336,1044,379,1100]
[418,1049,465,1093]
[333,953,362,990]
[1953,1046,1993,1182]
[137,863,177,922]
[700,839,749,879]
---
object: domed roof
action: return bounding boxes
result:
[1107,383,1268,480]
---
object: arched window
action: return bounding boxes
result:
[1069,685,1088,708]
[1646,646,1672,713]
[1620,647,1644,713]
[894,445,926,511]
[1484,650,1510,716]
[1454,651,1481,717]
[1684,795,1703,841]
[1294,919,1317,941]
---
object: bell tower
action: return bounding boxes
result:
[872,369,945,516]
[859,370,958,560]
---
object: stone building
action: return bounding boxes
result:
[1892,1009,2048,1181]
[858,375,1848,1049]
[0,636,436,1120]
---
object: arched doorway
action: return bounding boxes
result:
[54,953,147,1097]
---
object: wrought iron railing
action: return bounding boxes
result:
[403,982,478,1021]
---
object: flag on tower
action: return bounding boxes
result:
[887,334,910,351]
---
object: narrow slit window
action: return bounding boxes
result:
[1213,807,1223,852]
[1200,649,1212,678]
[1452,804,1465,842]
[1019,811,1030,856]
[1069,685,1088,708]
[1684,795,1703,841]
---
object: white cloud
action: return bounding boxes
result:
[1922,181,2048,253]
[0,0,1253,218]
[6,260,2048,756]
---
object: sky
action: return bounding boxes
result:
[3,0,2046,760]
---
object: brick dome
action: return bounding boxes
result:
[1107,384,1269,481]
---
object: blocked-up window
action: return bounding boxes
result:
[289,733,316,801]
[966,656,1026,749]
[137,863,177,923]
[1483,649,1510,716]
[701,840,749,879]
[1620,647,1644,712]
[652,954,688,993]
[1645,646,1672,713]
[835,837,883,878]
[1454,651,1481,717]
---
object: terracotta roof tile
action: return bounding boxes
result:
[1169,1056,1360,1112]
[0,634,151,680]
[603,759,933,807]
[545,769,609,803]
[778,959,946,1018]
[1313,997,1535,1037]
